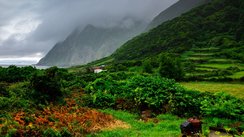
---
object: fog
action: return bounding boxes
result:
[0,0,177,64]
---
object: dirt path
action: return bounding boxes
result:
[209,130,232,137]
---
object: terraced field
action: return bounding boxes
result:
[182,47,244,81]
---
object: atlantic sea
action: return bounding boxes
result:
[0,64,51,69]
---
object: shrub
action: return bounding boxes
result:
[43,128,61,137]
[87,91,116,108]
[60,128,72,137]
[83,73,244,121]
[84,74,184,112]
[0,82,33,111]
[0,65,37,83]
[0,97,11,110]
[120,60,142,67]
[169,90,211,117]
[31,67,62,103]
[201,92,244,121]
[0,83,9,97]
[159,53,184,81]
[240,76,244,82]
[125,75,183,111]
[116,64,128,71]
[142,60,153,73]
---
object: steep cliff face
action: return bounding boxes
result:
[147,0,210,30]
[38,19,146,67]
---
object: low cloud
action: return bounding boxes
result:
[0,0,177,63]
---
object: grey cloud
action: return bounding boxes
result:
[0,0,177,59]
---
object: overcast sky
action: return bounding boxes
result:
[0,0,177,64]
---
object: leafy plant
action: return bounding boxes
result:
[201,92,244,121]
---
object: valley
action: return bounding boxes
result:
[0,0,244,136]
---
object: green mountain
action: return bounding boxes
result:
[147,0,210,30]
[112,0,244,62]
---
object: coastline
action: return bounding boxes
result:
[0,64,51,69]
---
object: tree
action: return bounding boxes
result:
[159,53,184,81]
[0,82,8,97]
[235,27,244,41]
[143,60,153,73]
[31,67,62,103]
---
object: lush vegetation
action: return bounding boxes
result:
[80,0,244,82]
[91,109,242,137]
[92,109,186,137]
[0,65,37,83]
[112,0,244,61]
[83,74,244,121]
[1,65,243,136]
[1,0,244,136]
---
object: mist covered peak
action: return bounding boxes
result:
[83,24,96,31]
[38,17,147,67]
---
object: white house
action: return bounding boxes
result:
[94,68,103,73]
[93,65,107,73]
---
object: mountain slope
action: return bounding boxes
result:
[38,19,146,67]
[112,0,244,61]
[147,0,211,30]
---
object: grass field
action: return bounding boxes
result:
[180,82,244,98]
[195,67,217,71]
[191,47,220,51]
[208,58,238,63]
[198,64,244,69]
[88,110,237,137]
[229,71,244,79]
[186,57,211,61]
[190,53,214,57]
[88,109,185,137]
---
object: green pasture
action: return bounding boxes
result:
[180,82,244,98]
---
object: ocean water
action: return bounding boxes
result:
[0,60,51,69]
[0,59,68,69]
[0,64,51,69]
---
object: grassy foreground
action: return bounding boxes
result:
[88,109,185,137]
[88,110,241,137]
[181,82,244,98]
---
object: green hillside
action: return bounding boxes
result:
[77,0,244,82]
[112,0,244,61]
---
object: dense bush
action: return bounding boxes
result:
[159,53,184,81]
[43,128,62,137]
[240,76,244,82]
[83,91,116,108]
[124,75,182,111]
[142,60,153,73]
[169,91,213,117]
[0,82,9,97]
[0,82,33,111]
[201,92,244,121]
[83,74,244,121]
[31,67,63,103]
[85,75,184,112]
[0,66,37,83]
